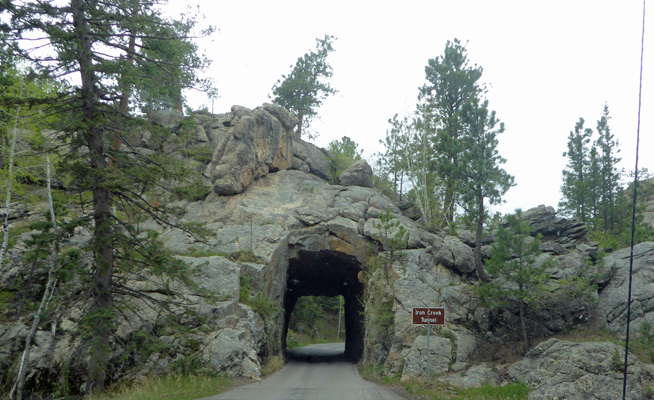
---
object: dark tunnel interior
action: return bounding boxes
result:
[283,250,364,361]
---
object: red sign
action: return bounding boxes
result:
[412,307,445,325]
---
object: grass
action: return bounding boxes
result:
[85,374,238,400]
[555,325,654,365]
[360,364,529,400]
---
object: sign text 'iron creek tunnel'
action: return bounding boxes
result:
[411,307,445,325]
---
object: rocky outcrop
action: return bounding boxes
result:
[291,139,331,181]
[204,104,297,195]
[338,159,373,187]
[508,339,654,399]
[521,205,589,247]
[148,109,184,130]
[597,242,654,333]
[639,178,654,230]
[3,103,654,397]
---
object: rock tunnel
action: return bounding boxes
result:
[282,249,364,360]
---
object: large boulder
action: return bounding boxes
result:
[205,104,297,195]
[521,205,588,246]
[597,241,654,333]
[148,109,184,130]
[508,339,654,399]
[338,159,373,187]
[291,139,331,181]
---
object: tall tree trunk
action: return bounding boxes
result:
[442,181,457,227]
[0,100,20,271]
[519,296,530,353]
[71,0,115,393]
[474,192,489,281]
[10,157,59,400]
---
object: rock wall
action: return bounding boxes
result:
[2,104,654,397]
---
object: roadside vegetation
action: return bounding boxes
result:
[286,295,344,348]
[85,375,238,400]
[360,364,529,400]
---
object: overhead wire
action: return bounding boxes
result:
[622,0,647,399]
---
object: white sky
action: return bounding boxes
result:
[171,0,652,215]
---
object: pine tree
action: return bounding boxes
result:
[379,114,409,201]
[1,1,212,393]
[271,35,337,141]
[559,118,593,222]
[459,99,514,280]
[477,210,550,352]
[595,104,622,232]
[418,39,484,226]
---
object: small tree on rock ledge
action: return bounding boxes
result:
[475,209,550,353]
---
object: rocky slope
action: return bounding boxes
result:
[1,104,653,399]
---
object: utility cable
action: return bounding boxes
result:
[622,0,646,398]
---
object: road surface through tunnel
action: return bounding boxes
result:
[283,250,364,361]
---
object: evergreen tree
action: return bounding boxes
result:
[595,104,622,232]
[459,99,514,280]
[559,118,593,222]
[418,39,484,226]
[1,1,212,393]
[379,114,409,201]
[271,35,337,141]
[477,210,550,352]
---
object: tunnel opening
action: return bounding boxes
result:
[286,295,345,345]
[283,249,364,361]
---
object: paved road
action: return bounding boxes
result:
[202,343,406,400]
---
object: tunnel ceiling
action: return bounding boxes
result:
[287,249,361,298]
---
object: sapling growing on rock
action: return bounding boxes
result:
[476,209,551,353]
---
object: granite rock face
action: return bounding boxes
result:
[3,103,654,397]
[597,242,654,333]
[338,159,373,188]
[205,104,297,195]
[508,339,654,400]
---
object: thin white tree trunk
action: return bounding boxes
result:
[0,103,21,271]
[10,156,59,400]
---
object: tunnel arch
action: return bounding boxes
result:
[283,248,365,360]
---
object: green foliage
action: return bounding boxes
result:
[376,114,409,201]
[456,382,530,399]
[557,105,654,249]
[289,296,323,334]
[86,374,235,400]
[361,364,530,400]
[327,136,362,183]
[477,210,551,351]
[610,348,625,372]
[559,117,595,223]
[172,180,211,202]
[180,145,215,164]
[239,274,277,318]
[271,35,337,140]
[370,209,409,279]
[248,292,278,318]
[418,38,484,225]
[373,300,395,329]
[239,273,252,304]
[481,210,549,302]
[640,321,654,363]
[286,296,344,347]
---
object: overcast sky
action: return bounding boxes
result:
[171,0,652,215]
